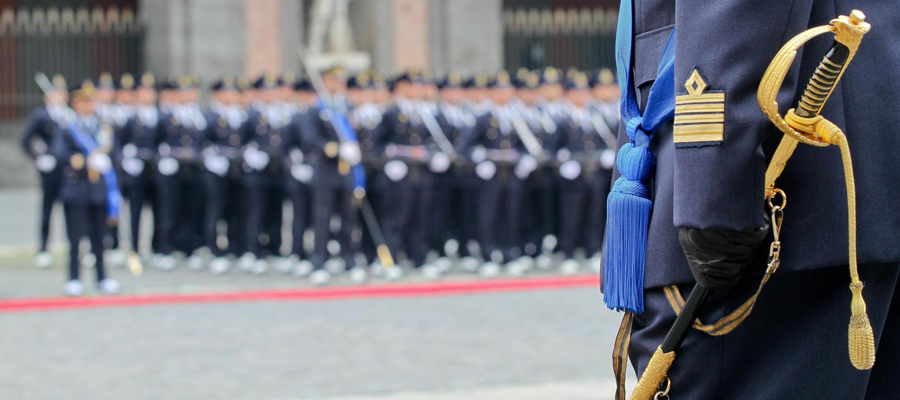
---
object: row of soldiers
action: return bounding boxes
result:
[22,66,620,294]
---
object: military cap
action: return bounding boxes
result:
[237,77,251,92]
[137,72,155,89]
[589,68,616,88]
[253,74,282,90]
[488,70,514,88]
[371,73,388,89]
[117,73,135,90]
[391,71,414,91]
[540,67,562,84]
[464,73,490,89]
[522,71,541,90]
[320,64,345,77]
[415,69,433,84]
[51,74,67,91]
[564,72,591,91]
[565,67,581,81]
[160,77,179,91]
[98,72,115,89]
[346,75,363,90]
[177,75,196,90]
[282,71,296,87]
[70,79,97,100]
[292,78,313,92]
[438,71,465,89]
[211,76,238,91]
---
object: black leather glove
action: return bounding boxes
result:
[679,225,769,297]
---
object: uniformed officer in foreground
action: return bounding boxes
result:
[51,80,120,296]
[22,74,70,269]
[605,2,900,399]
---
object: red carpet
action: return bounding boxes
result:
[0,275,599,313]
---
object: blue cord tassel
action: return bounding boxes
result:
[603,141,655,313]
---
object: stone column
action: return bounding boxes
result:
[392,0,430,73]
[244,0,283,77]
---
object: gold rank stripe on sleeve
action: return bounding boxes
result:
[673,69,725,146]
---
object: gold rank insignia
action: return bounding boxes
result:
[674,68,725,146]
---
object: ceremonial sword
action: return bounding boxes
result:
[629,10,872,400]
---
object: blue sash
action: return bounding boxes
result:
[67,123,122,220]
[316,99,367,191]
[602,0,677,313]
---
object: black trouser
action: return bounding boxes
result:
[155,167,204,255]
[63,201,107,282]
[202,171,243,257]
[450,170,479,258]
[558,168,611,259]
[245,172,285,258]
[522,168,556,256]
[125,170,158,253]
[478,171,524,263]
[38,169,63,252]
[428,171,453,257]
[310,165,357,270]
[383,167,433,268]
[286,175,311,259]
[630,264,900,399]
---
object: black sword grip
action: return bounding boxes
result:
[795,41,850,118]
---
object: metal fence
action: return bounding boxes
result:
[0,7,144,120]
[503,8,617,73]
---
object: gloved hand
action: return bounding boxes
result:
[679,224,769,297]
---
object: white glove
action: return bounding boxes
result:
[600,149,616,170]
[122,144,138,159]
[475,161,497,181]
[514,154,538,180]
[471,146,487,163]
[384,160,409,182]
[429,152,451,174]
[122,157,145,177]
[243,147,270,171]
[204,154,230,177]
[291,164,314,183]
[35,154,57,172]
[290,148,304,165]
[158,157,179,176]
[559,160,582,180]
[87,152,113,174]
[339,142,362,165]
[556,148,572,162]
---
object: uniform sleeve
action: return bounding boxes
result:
[460,117,485,155]
[672,0,812,231]
[50,126,74,164]
[20,111,44,158]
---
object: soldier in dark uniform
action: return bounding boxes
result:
[21,74,70,269]
[347,73,383,271]
[374,71,444,278]
[461,71,530,278]
[300,66,365,285]
[606,2,900,398]
[153,77,206,270]
[239,74,291,275]
[554,73,614,275]
[284,78,317,277]
[117,73,160,261]
[201,77,247,274]
[50,80,120,296]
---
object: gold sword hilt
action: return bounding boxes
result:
[759,10,870,196]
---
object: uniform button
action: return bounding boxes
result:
[585,141,596,152]
[397,124,407,134]
[229,134,241,146]
[410,134,421,145]
[218,128,228,138]
[256,125,266,135]
[410,126,419,135]
[500,140,511,150]
[270,136,282,146]
[487,129,498,140]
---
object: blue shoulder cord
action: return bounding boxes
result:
[67,124,122,220]
[316,99,367,192]
[603,0,677,313]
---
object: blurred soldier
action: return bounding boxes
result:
[538,67,567,120]
[202,77,247,274]
[238,74,291,275]
[21,74,71,269]
[463,74,492,117]
[515,70,559,273]
[555,73,614,275]
[94,73,118,127]
[375,71,443,278]
[347,73,383,270]
[154,77,206,270]
[461,71,530,277]
[51,80,121,296]
[300,66,364,285]
[118,73,160,259]
[284,78,318,277]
